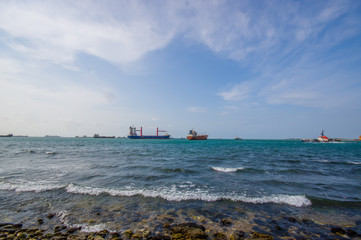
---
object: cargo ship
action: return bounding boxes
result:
[0,134,13,137]
[93,134,115,138]
[187,129,208,140]
[128,126,170,139]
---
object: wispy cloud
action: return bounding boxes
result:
[0,1,175,68]
[187,106,206,113]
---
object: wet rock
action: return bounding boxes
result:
[171,222,208,240]
[146,235,171,240]
[171,233,185,240]
[274,225,283,231]
[142,229,151,238]
[37,218,44,225]
[67,227,81,234]
[171,223,206,234]
[346,228,357,237]
[132,232,143,239]
[212,232,227,240]
[251,232,273,240]
[124,229,134,239]
[94,236,105,240]
[220,219,232,227]
[54,225,67,233]
[6,234,15,239]
[16,232,27,238]
[97,229,109,238]
[163,223,171,229]
[331,227,346,235]
[111,232,121,238]
[284,217,296,223]
[47,212,56,219]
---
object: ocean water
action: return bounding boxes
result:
[0,137,360,235]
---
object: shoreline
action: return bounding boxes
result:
[1,211,360,240]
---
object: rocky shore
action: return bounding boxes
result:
[1,215,360,240]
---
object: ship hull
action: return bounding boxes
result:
[187,135,208,140]
[128,135,170,139]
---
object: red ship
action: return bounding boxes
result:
[187,129,208,140]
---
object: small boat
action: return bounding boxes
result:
[235,137,242,140]
[187,129,208,140]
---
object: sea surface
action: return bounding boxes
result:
[0,137,361,236]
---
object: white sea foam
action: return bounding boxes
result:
[229,194,311,207]
[349,161,361,165]
[57,210,109,233]
[211,167,245,172]
[0,181,65,193]
[65,183,311,207]
[74,223,108,233]
[46,151,57,155]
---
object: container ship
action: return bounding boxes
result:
[128,126,170,139]
[187,129,208,140]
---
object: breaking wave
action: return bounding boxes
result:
[211,167,245,172]
[0,180,65,193]
[0,181,312,207]
[65,183,311,207]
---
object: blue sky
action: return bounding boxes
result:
[0,0,361,139]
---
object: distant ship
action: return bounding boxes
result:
[0,133,13,137]
[128,126,170,139]
[187,129,208,140]
[235,136,242,140]
[302,130,341,142]
[45,135,61,138]
[93,134,115,138]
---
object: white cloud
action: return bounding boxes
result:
[0,1,175,68]
[218,81,255,101]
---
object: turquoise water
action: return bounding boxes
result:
[0,137,360,235]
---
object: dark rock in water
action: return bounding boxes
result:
[346,228,357,237]
[220,218,232,227]
[171,222,206,233]
[212,232,227,240]
[301,218,313,224]
[124,229,134,239]
[0,223,14,228]
[13,223,23,228]
[37,218,44,225]
[284,217,297,223]
[147,235,171,240]
[331,227,346,235]
[230,231,246,240]
[274,225,283,231]
[111,232,121,238]
[251,232,273,240]
[171,222,207,240]
[54,225,66,233]
[67,227,80,234]
[97,229,110,238]
[47,213,56,219]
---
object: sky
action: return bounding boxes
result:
[0,0,361,139]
